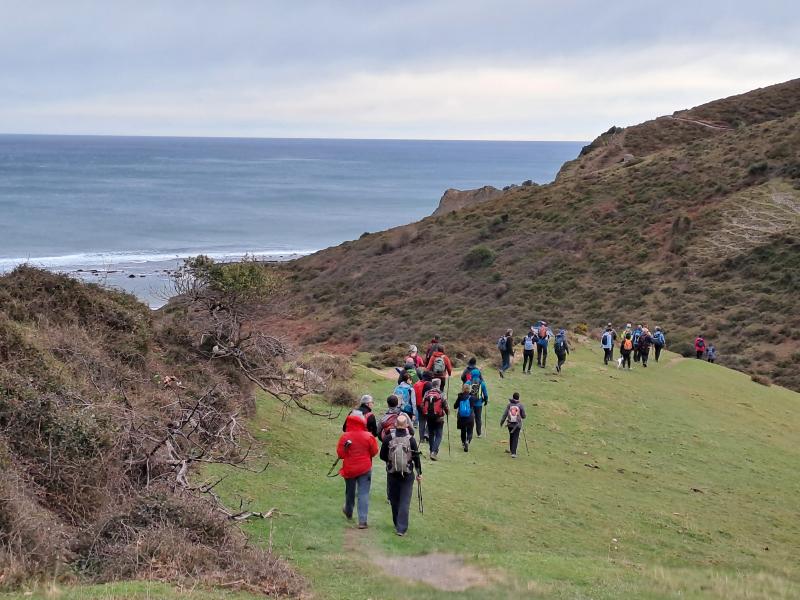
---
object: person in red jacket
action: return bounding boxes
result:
[412,371,433,442]
[338,413,379,529]
[425,344,453,393]
[694,335,706,359]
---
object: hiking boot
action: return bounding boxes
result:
[511,454,517,458]
[476,433,482,438]
[342,507,352,521]
[556,365,561,373]
[395,531,405,537]
[463,443,468,452]
[430,453,438,461]
[498,369,504,378]
[358,523,368,529]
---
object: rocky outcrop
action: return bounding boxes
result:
[432,186,504,216]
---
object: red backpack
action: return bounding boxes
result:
[422,390,445,418]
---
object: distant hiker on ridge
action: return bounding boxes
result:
[497,329,514,378]
[652,326,666,363]
[694,335,706,359]
[500,392,526,458]
[706,344,717,363]
[380,413,422,537]
[338,412,379,529]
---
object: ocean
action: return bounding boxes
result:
[0,135,584,307]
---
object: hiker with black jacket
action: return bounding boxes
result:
[380,413,422,537]
[453,383,476,452]
[554,329,570,373]
[619,333,634,370]
[637,327,653,368]
[498,329,514,378]
[341,394,378,437]
[500,393,526,458]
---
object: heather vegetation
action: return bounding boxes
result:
[277,79,800,391]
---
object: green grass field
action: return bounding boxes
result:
[206,343,799,599]
[11,343,796,600]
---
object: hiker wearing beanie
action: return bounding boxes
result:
[454,383,476,452]
[499,392,527,458]
[425,344,453,391]
[463,361,489,437]
[380,413,422,536]
[406,345,425,370]
[338,413,379,529]
[413,371,433,442]
[421,378,449,460]
[342,394,378,438]
[601,325,614,365]
[497,329,514,378]
[554,329,570,373]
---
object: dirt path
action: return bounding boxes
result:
[666,115,733,130]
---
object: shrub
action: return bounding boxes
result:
[750,374,771,386]
[574,322,589,335]
[463,246,496,270]
[325,384,358,407]
[747,161,769,176]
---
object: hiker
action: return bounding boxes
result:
[338,412,379,529]
[342,394,378,437]
[607,322,618,360]
[393,373,418,425]
[454,383,476,452]
[497,329,514,378]
[707,344,717,363]
[413,371,433,442]
[406,344,425,370]
[421,379,449,460]
[694,335,706,359]
[522,329,536,374]
[460,357,477,383]
[536,321,551,368]
[652,326,666,362]
[601,325,614,365]
[425,344,453,392]
[554,329,570,373]
[424,335,440,364]
[380,413,422,536]
[499,392,526,458]
[637,327,653,368]
[632,324,644,363]
[379,395,415,441]
[464,362,489,437]
[619,333,633,369]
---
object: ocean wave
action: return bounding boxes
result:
[0,249,316,271]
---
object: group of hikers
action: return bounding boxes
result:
[334,321,718,536]
[334,337,526,536]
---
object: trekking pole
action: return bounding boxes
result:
[483,400,488,440]
[417,479,424,514]
[326,457,341,478]
[446,412,451,456]
[521,426,530,456]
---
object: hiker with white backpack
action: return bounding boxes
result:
[379,413,422,537]
[601,325,614,365]
[499,392,527,458]
[522,330,536,374]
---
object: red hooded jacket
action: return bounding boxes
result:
[337,414,379,479]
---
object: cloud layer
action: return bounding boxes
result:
[1,1,798,139]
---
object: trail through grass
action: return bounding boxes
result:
[209,343,799,599]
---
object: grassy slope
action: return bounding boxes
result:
[273,79,800,390]
[208,345,799,600]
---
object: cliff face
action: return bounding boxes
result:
[277,78,800,391]
[432,186,504,216]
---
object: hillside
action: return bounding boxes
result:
[274,78,800,390]
[207,347,800,599]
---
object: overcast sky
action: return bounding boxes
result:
[1,1,797,140]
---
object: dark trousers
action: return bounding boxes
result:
[556,351,567,370]
[537,345,547,367]
[633,348,640,362]
[603,348,612,364]
[508,427,521,454]
[654,344,663,362]
[386,473,415,534]
[621,350,632,369]
[344,471,371,526]
[696,350,703,359]
[459,417,474,445]
[417,416,427,440]
[427,420,444,455]
[500,351,511,372]
[640,348,650,367]
[473,404,483,436]
[522,349,534,372]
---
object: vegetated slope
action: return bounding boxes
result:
[0,268,302,596]
[277,79,800,390]
[212,348,800,599]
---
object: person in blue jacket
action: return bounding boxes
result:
[632,324,644,363]
[535,321,552,368]
[652,326,666,362]
[464,364,489,437]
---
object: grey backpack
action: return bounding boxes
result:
[387,434,413,476]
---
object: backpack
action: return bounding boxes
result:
[497,336,507,352]
[422,389,445,418]
[538,324,548,339]
[623,338,633,351]
[457,397,473,418]
[654,332,665,346]
[696,338,705,350]
[380,412,399,439]
[555,336,566,353]
[601,332,611,347]
[386,433,413,475]
[524,335,535,351]
[633,330,641,344]
[432,356,446,375]
[468,369,483,397]
[507,404,521,426]
[404,367,419,383]
[394,385,413,414]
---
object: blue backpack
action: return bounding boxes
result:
[458,396,473,418]
[394,385,413,414]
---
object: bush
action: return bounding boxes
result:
[574,322,589,335]
[751,373,771,386]
[325,384,358,407]
[463,246,496,270]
